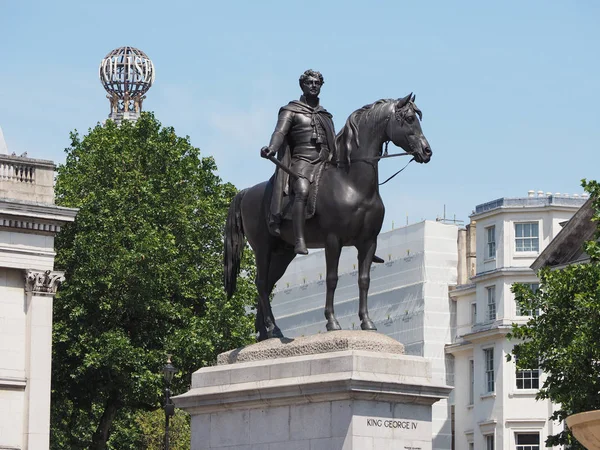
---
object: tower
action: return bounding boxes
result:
[99,46,155,124]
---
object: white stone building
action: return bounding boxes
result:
[446,193,586,450]
[271,220,459,449]
[0,152,77,449]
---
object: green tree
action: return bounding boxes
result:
[135,409,190,450]
[51,113,256,449]
[509,180,600,449]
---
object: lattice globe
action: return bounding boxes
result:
[99,46,155,119]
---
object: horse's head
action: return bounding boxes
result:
[386,94,432,164]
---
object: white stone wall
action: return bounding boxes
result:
[0,230,56,271]
[0,268,27,449]
[0,268,59,450]
[191,400,434,450]
[0,268,27,380]
[0,155,77,450]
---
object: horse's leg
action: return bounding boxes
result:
[255,302,267,342]
[324,234,342,331]
[357,239,378,331]
[254,249,276,341]
[263,249,297,339]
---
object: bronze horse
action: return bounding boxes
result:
[224,94,432,341]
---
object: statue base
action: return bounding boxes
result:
[173,331,451,450]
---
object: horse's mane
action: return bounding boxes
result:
[336,99,395,167]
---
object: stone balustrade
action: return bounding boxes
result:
[0,154,56,204]
[0,160,35,183]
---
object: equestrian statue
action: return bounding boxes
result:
[224,70,432,342]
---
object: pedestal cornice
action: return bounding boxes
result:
[174,332,452,415]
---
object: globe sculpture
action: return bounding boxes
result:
[99,46,155,123]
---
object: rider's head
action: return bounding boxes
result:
[299,70,324,98]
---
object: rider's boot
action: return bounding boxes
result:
[292,197,308,255]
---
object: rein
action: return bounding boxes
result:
[337,141,414,185]
[336,150,414,185]
[335,102,416,185]
[346,149,411,164]
[378,157,413,185]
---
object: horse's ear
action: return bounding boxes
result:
[411,94,416,102]
[397,93,412,108]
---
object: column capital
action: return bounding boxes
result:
[24,269,65,295]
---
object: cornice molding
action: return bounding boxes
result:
[471,267,534,282]
[0,198,78,222]
[0,217,62,234]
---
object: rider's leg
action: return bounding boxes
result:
[292,177,310,255]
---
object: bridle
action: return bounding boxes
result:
[336,102,415,185]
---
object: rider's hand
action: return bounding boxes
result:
[260,146,275,158]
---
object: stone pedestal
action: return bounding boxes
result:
[174,331,451,450]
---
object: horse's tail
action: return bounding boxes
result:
[224,189,248,299]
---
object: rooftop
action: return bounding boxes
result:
[473,191,587,216]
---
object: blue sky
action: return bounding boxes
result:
[1,1,598,229]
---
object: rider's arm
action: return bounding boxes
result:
[268,110,294,152]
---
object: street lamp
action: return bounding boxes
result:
[162,355,177,450]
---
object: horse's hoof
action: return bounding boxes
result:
[294,240,308,255]
[326,319,342,331]
[361,319,377,331]
[257,330,268,342]
[272,326,284,339]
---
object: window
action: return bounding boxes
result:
[516,283,540,316]
[515,222,539,252]
[469,359,474,404]
[484,348,495,393]
[516,432,539,450]
[471,302,477,325]
[516,357,540,390]
[485,434,494,450]
[486,226,496,258]
[487,286,496,321]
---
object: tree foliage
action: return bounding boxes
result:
[51,113,256,449]
[135,409,190,450]
[509,180,600,449]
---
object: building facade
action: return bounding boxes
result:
[271,220,459,449]
[0,153,77,449]
[446,193,586,450]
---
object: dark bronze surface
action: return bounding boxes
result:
[226,71,432,341]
